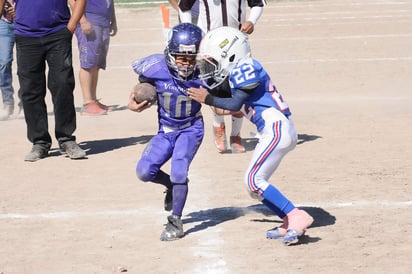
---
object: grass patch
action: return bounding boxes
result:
[115,0,167,5]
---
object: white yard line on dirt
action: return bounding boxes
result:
[1,200,410,220]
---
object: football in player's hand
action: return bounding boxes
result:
[132,83,157,104]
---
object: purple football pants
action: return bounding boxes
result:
[136,118,204,216]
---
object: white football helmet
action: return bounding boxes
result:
[197,26,251,89]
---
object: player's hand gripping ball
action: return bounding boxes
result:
[133,83,157,104]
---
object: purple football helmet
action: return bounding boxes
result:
[165,23,204,81]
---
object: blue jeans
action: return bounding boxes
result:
[0,19,15,105]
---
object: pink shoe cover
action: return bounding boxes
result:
[282,209,314,245]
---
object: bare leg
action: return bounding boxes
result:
[79,67,99,104]
[79,67,106,115]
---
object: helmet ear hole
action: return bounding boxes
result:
[229,54,236,62]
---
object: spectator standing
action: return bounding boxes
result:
[69,0,118,116]
[0,0,18,120]
[13,0,87,161]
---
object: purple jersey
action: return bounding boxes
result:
[132,54,204,130]
[14,0,70,37]
[230,57,292,132]
[84,0,113,27]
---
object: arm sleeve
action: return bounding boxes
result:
[204,89,250,111]
[209,78,232,98]
[247,6,263,25]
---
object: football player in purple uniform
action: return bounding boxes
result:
[128,23,205,241]
[188,27,314,245]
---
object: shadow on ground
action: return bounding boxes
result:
[77,135,153,155]
[184,204,335,244]
[74,104,128,113]
[297,133,322,145]
[232,133,322,153]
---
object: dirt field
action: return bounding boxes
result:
[1,0,411,273]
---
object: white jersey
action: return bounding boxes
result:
[179,0,266,33]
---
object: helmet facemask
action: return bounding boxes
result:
[166,50,197,81]
[197,56,226,89]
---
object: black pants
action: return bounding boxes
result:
[16,28,77,148]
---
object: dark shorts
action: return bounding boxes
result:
[75,24,110,69]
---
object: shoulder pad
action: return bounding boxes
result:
[132,54,165,76]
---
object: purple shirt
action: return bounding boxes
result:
[14,0,70,37]
[84,0,113,27]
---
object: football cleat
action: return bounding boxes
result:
[282,209,313,245]
[282,229,305,246]
[160,215,184,241]
[230,136,245,153]
[266,227,287,240]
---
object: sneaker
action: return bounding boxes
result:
[266,227,287,239]
[60,141,86,159]
[282,209,313,245]
[160,214,184,241]
[164,188,173,211]
[0,104,14,121]
[80,101,107,116]
[230,136,245,153]
[16,103,24,119]
[4,104,14,115]
[24,144,49,162]
[96,99,113,111]
[213,124,227,152]
[0,109,9,121]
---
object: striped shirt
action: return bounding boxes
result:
[179,0,266,33]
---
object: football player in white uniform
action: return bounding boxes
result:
[188,27,314,245]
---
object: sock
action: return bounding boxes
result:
[262,185,295,216]
[230,115,243,137]
[262,199,286,219]
[152,170,172,189]
[172,183,188,217]
[213,113,225,127]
